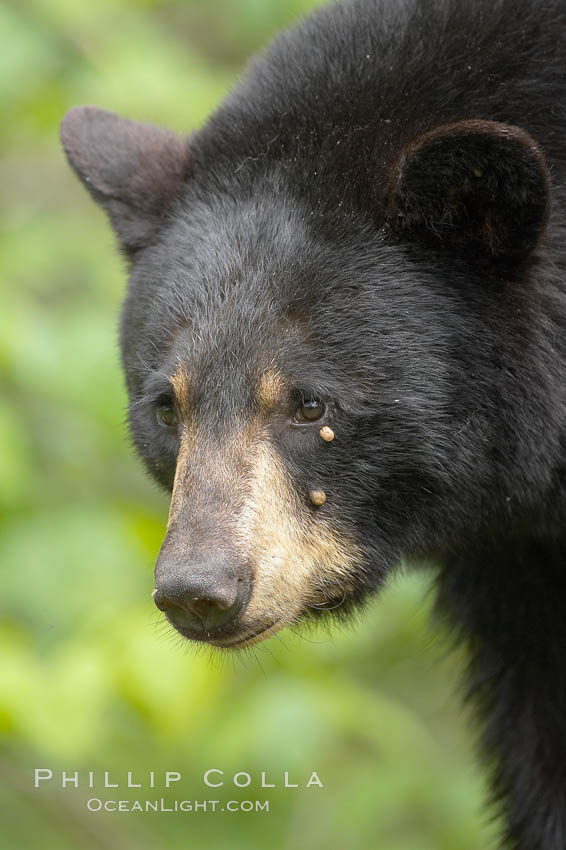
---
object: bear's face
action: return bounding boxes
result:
[118,180,497,647]
[122,189,396,646]
[61,107,550,647]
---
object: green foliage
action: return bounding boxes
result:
[1,1,497,847]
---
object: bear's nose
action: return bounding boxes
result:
[153,572,244,635]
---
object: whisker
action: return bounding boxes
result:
[286,624,332,646]
[307,587,347,611]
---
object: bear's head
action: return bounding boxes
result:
[61,106,550,647]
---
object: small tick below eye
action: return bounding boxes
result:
[156,404,178,429]
[309,489,327,506]
[293,400,326,424]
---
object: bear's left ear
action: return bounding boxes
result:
[61,106,193,258]
[386,120,550,265]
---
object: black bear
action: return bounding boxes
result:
[61,0,566,846]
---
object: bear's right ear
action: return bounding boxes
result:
[61,106,192,258]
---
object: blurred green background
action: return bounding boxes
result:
[1,0,497,847]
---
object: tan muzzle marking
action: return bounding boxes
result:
[237,440,360,628]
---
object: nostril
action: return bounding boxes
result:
[182,588,239,626]
[192,584,238,611]
[189,596,230,619]
[152,587,171,612]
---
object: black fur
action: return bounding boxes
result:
[61,0,566,846]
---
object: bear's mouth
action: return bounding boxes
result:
[210,620,284,649]
[170,617,283,649]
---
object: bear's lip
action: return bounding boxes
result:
[170,619,282,649]
[210,620,283,649]
[171,619,282,649]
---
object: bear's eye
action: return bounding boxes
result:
[293,400,326,424]
[156,402,179,430]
